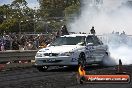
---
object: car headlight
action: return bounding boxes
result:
[36,53,42,57]
[59,52,74,56]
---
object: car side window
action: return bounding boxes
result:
[86,36,102,45]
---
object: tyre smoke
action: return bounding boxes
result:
[109,46,132,65]
[69,0,132,35]
[68,0,132,65]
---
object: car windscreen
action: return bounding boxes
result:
[50,36,86,46]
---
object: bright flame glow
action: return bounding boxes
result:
[78,65,86,76]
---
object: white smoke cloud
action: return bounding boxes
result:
[109,46,132,65]
[69,0,132,35]
[69,0,132,65]
[102,0,126,10]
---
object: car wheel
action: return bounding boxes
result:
[99,52,109,66]
[78,53,86,68]
[37,66,49,72]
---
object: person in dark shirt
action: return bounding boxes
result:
[12,39,19,50]
[90,26,96,35]
[61,25,69,35]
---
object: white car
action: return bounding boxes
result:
[35,34,109,71]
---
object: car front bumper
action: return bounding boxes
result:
[35,56,78,66]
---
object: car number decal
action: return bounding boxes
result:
[85,45,95,57]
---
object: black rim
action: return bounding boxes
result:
[78,53,86,67]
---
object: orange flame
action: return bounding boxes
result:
[78,65,86,76]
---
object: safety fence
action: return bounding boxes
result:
[98,35,132,45]
[0,50,37,71]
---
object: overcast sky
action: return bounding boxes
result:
[0,0,40,9]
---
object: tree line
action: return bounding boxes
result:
[0,0,81,34]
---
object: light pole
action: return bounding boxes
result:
[33,7,38,33]
[33,20,38,33]
[19,21,23,34]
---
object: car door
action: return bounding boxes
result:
[85,35,96,63]
[85,35,106,63]
[90,36,107,62]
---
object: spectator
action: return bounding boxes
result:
[0,32,59,50]
[90,26,96,35]
[34,37,39,48]
[1,43,5,51]
[61,25,69,35]
[12,39,19,50]
[25,41,37,50]
[56,29,61,38]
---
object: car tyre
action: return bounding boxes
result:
[37,66,49,72]
[78,53,86,68]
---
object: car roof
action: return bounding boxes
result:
[61,34,94,37]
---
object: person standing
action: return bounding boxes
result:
[61,25,69,35]
[90,26,96,35]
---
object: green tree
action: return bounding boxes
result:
[38,0,80,18]
[38,0,81,31]
[0,4,14,33]
[0,0,39,33]
[0,0,81,33]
